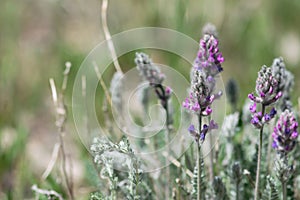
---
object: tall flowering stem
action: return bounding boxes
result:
[184,24,224,200]
[135,52,172,199]
[248,64,284,200]
[272,110,298,200]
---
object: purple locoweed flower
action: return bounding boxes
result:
[248,60,286,199]
[263,108,277,123]
[250,111,263,129]
[188,120,218,142]
[135,52,172,111]
[272,110,298,153]
[194,34,224,77]
[191,24,224,96]
[135,52,165,85]
[248,65,283,106]
[249,105,277,129]
[183,70,222,116]
[184,24,224,143]
[248,64,284,129]
[271,57,295,112]
[271,57,286,93]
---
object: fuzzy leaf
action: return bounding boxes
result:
[262,175,279,200]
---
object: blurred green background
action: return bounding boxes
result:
[1,0,300,199]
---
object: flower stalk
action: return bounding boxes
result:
[254,105,265,200]
[272,110,298,200]
[248,62,285,200]
[135,52,172,199]
[197,114,202,200]
[184,23,224,200]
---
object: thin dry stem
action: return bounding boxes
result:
[82,75,86,97]
[49,78,58,106]
[32,184,64,200]
[93,61,112,105]
[49,62,74,200]
[42,143,60,180]
[101,0,122,74]
[162,151,193,178]
[243,169,255,188]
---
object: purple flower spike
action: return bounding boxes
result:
[184,24,223,143]
[272,110,298,154]
[183,69,222,116]
[135,52,165,85]
[251,65,283,106]
[194,33,224,77]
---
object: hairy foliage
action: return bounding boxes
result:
[262,176,279,200]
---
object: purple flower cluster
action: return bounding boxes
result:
[248,66,282,106]
[194,34,224,75]
[188,120,218,142]
[249,104,277,129]
[183,65,222,115]
[248,65,284,128]
[135,52,171,110]
[183,24,224,142]
[272,110,298,153]
[135,52,165,85]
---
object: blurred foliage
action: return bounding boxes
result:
[0,0,300,199]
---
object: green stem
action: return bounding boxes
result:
[135,173,139,197]
[254,105,265,200]
[208,115,214,182]
[236,181,240,200]
[165,97,170,199]
[282,181,287,200]
[197,114,202,200]
[197,142,202,200]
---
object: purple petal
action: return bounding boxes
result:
[272,141,278,148]
[209,120,218,130]
[188,124,195,132]
[269,108,277,117]
[165,86,172,95]
[248,93,255,101]
[291,131,298,139]
[249,103,256,113]
[264,114,271,122]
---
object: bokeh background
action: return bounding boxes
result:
[1,0,300,199]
